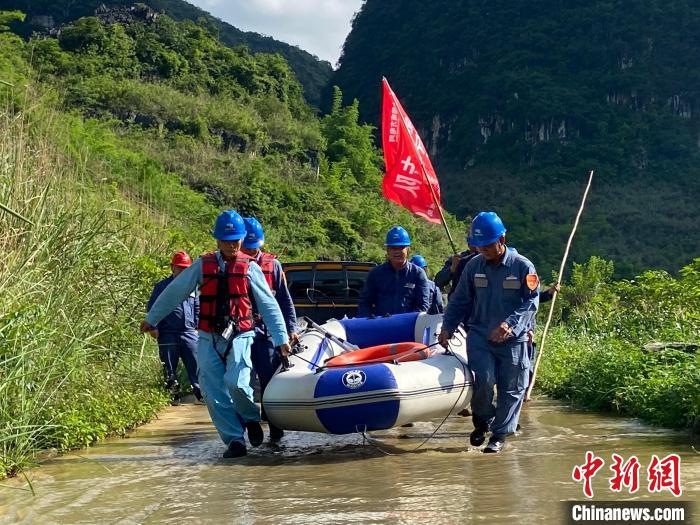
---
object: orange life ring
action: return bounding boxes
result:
[324,342,433,368]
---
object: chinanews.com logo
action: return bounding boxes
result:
[565,451,693,524]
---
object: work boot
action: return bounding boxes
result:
[269,424,284,444]
[223,440,247,458]
[245,421,264,447]
[193,386,205,405]
[483,435,506,454]
[470,427,487,447]
[401,423,414,428]
[458,408,471,417]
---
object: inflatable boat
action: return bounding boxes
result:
[263,312,472,434]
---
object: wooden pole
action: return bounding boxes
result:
[419,162,458,254]
[526,169,595,401]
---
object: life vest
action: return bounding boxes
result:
[257,251,277,291]
[324,342,433,368]
[198,252,254,334]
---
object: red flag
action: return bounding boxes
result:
[381,78,441,224]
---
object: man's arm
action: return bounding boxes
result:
[272,260,297,335]
[146,280,163,313]
[503,263,540,339]
[442,265,474,335]
[434,283,444,313]
[248,262,289,348]
[144,261,201,327]
[414,269,431,312]
[433,256,454,288]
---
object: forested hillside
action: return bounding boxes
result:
[0,0,332,106]
[332,0,700,277]
[0,8,463,477]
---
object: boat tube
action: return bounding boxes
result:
[263,312,472,434]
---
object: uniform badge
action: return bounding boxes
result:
[526,274,539,291]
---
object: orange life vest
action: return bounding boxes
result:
[257,251,277,290]
[198,252,254,334]
[324,342,433,368]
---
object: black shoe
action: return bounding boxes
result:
[223,440,247,458]
[269,425,284,443]
[245,421,264,447]
[470,428,487,447]
[401,423,414,428]
[483,435,506,454]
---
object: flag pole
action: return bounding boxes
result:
[526,169,595,401]
[418,162,458,254]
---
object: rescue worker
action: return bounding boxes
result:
[434,226,478,299]
[439,212,539,453]
[409,254,444,315]
[358,226,430,317]
[140,210,291,459]
[146,251,202,405]
[240,217,298,443]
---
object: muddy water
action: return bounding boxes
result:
[1,399,698,524]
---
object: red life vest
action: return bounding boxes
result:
[257,251,277,291]
[198,252,254,334]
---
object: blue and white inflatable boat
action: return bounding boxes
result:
[263,312,472,434]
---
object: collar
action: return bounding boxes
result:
[500,245,515,268]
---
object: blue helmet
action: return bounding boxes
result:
[410,254,427,268]
[242,217,265,249]
[470,212,506,247]
[385,225,411,247]
[212,210,246,241]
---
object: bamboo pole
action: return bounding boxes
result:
[526,169,595,401]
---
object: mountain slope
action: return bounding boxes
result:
[0,0,332,106]
[331,0,700,277]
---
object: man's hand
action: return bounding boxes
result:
[450,254,461,273]
[547,282,561,295]
[140,320,158,339]
[289,332,300,346]
[488,322,513,344]
[278,343,292,357]
[438,329,453,349]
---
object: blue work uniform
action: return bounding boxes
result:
[427,280,444,315]
[358,261,430,317]
[146,252,289,447]
[147,275,200,397]
[250,253,297,424]
[434,250,477,299]
[443,247,539,438]
[528,288,555,374]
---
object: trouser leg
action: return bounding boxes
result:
[223,332,261,424]
[467,342,497,431]
[179,332,201,396]
[196,332,245,445]
[250,335,280,421]
[490,341,530,436]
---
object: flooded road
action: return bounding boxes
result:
[1,398,698,524]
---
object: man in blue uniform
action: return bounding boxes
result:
[140,210,291,459]
[410,254,443,315]
[146,251,202,405]
[358,226,430,317]
[240,217,298,443]
[434,227,478,299]
[439,212,539,453]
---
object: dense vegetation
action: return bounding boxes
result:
[0,8,464,478]
[0,0,332,106]
[332,0,700,278]
[537,256,700,430]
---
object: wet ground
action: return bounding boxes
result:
[1,398,698,524]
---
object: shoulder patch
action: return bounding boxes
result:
[526,274,539,291]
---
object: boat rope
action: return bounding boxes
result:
[358,333,470,456]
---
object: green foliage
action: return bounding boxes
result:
[537,257,700,428]
[332,0,700,278]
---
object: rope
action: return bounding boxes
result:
[358,337,470,455]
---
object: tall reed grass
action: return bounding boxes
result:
[0,85,169,479]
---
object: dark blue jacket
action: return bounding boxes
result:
[147,275,198,335]
[358,261,430,317]
[253,253,297,335]
[434,250,478,298]
[427,280,444,315]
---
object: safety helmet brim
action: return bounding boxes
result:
[214,231,246,241]
[242,239,264,249]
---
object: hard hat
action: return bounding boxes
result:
[470,212,506,247]
[212,210,246,241]
[385,225,411,247]
[410,254,427,268]
[171,251,192,268]
[242,217,265,249]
